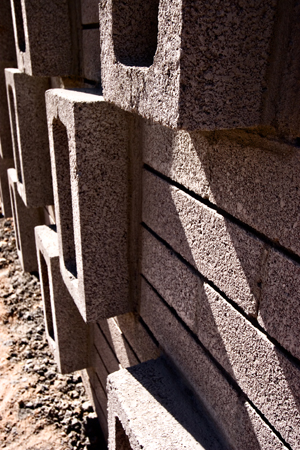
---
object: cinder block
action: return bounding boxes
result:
[7,168,43,272]
[107,357,228,450]
[142,170,266,316]
[5,69,53,208]
[0,155,14,217]
[92,344,109,396]
[46,89,132,322]
[259,249,300,361]
[81,0,100,24]
[0,61,16,160]
[143,123,300,257]
[93,324,120,374]
[82,29,101,82]
[99,0,299,131]
[35,225,90,374]
[10,0,78,76]
[0,0,17,61]
[115,313,161,363]
[140,279,288,450]
[98,318,139,368]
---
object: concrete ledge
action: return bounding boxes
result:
[5,68,53,208]
[35,224,90,374]
[46,88,132,322]
[0,155,14,217]
[7,168,43,272]
[10,0,77,76]
[107,356,231,450]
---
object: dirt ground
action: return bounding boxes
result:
[0,212,106,450]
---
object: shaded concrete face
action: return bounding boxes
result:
[107,357,231,450]
[5,69,53,208]
[10,0,78,77]
[46,89,133,323]
[0,155,14,217]
[99,0,300,131]
[35,225,90,374]
[7,168,43,272]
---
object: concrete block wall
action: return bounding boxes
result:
[0,1,299,450]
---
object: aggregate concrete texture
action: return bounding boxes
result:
[0,0,17,62]
[5,68,53,208]
[35,225,90,374]
[140,280,288,450]
[7,168,43,272]
[142,169,265,316]
[0,61,16,160]
[0,155,14,217]
[107,356,231,450]
[10,0,77,76]
[82,29,101,83]
[46,88,132,322]
[143,123,300,257]
[81,0,100,24]
[99,0,289,131]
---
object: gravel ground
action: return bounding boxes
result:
[0,210,106,450]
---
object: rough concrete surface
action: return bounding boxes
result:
[0,61,16,160]
[0,0,17,62]
[46,89,132,322]
[82,29,101,82]
[0,155,14,217]
[81,0,100,24]
[99,0,290,131]
[35,225,90,374]
[5,68,53,208]
[143,123,300,257]
[7,168,43,272]
[107,356,231,450]
[142,169,265,316]
[10,0,77,76]
[140,279,288,450]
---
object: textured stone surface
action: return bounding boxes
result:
[98,318,139,369]
[5,69,53,208]
[82,29,101,82]
[259,249,300,361]
[0,155,14,217]
[99,0,287,131]
[143,170,266,316]
[35,225,90,374]
[81,0,100,24]
[46,89,132,322]
[143,123,300,257]
[7,168,43,272]
[107,356,231,450]
[10,0,77,76]
[140,279,287,450]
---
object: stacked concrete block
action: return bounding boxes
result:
[0,155,14,217]
[81,0,101,84]
[107,356,231,450]
[99,0,300,132]
[5,68,53,208]
[10,0,79,77]
[46,88,133,322]
[35,225,90,374]
[7,168,43,272]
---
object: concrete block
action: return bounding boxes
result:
[5,69,53,208]
[143,123,300,257]
[140,279,288,450]
[142,170,266,316]
[93,323,120,374]
[107,356,231,450]
[82,29,101,82]
[7,168,43,272]
[0,155,14,217]
[46,88,132,322]
[0,0,17,61]
[100,0,295,131]
[35,225,90,374]
[10,0,78,76]
[81,0,100,25]
[98,318,139,368]
[0,61,16,160]
[115,313,161,363]
[259,249,300,361]
[92,344,109,395]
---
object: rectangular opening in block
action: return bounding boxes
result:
[9,185,21,251]
[13,0,26,53]
[8,87,22,183]
[52,118,77,278]
[112,0,159,67]
[115,417,131,450]
[39,251,55,341]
